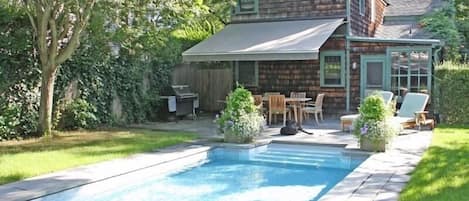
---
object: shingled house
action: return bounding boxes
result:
[182,0,442,114]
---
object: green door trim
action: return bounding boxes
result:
[360,55,386,99]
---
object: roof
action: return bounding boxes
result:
[375,0,444,39]
[182,18,344,62]
[384,0,443,17]
[375,20,433,39]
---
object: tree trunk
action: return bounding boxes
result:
[38,66,57,136]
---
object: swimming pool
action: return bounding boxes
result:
[35,143,368,201]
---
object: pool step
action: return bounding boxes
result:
[249,145,352,169]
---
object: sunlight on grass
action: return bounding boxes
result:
[399,125,469,201]
[0,129,197,185]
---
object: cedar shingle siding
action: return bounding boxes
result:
[351,0,387,37]
[245,38,348,114]
[232,0,347,23]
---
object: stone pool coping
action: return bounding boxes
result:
[0,130,432,201]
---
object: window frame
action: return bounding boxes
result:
[371,0,376,22]
[320,51,346,87]
[235,61,259,87]
[359,0,366,16]
[235,0,259,15]
[385,47,433,100]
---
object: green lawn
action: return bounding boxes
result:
[399,125,469,201]
[0,129,197,185]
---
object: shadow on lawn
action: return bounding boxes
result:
[0,130,195,155]
[399,142,469,201]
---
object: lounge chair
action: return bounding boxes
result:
[392,92,429,129]
[340,91,394,131]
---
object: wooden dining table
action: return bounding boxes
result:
[262,97,312,126]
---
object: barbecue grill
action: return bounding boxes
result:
[160,85,199,120]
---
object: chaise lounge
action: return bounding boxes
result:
[340,91,394,131]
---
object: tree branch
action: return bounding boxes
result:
[56,1,96,65]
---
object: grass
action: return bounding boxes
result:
[399,125,469,201]
[0,129,197,185]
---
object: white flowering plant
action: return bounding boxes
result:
[353,94,400,151]
[215,86,264,143]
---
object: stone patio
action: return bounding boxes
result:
[0,115,432,201]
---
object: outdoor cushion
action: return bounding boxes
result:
[397,93,429,118]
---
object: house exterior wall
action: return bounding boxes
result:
[349,41,434,110]
[350,0,387,37]
[245,37,349,115]
[232,0,347,23]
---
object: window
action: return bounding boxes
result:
[359,0,366,16]
[235,61,258,86]
[371,0,376,22]
[388,48,432,102]
[320,51,345,87]
[235,0,258,14]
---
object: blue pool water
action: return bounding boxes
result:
[36,144,368,201]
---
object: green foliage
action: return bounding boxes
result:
[434,62,469,124]
[358,94,388,122]
[57,99,98,130]
[353,95,399,151]
[0,4,39,140]
[0,0,230,140]
[420,0,468,61]
[217,86,264,143]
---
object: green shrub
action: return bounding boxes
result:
[57,99,98,130]
[434,62,469,125]
[358,94,389,122]
[216,86,264,143]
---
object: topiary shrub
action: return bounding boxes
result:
[57,99,98,130]
[216,86,264,143]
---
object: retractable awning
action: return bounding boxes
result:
[182,18,344,62]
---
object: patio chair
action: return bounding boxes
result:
[268,95,287,126]
[303,93,325,125]
[253,95,264,114]
[392,92,429,129]
[340,91,394,131]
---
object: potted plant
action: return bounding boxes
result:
[353,94,399,152]
[216,86,264,143]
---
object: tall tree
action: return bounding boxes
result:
[23,0,96,136]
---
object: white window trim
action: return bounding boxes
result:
[371,0,376,22]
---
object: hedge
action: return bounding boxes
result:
[434,62,469,125]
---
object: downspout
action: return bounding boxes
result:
[345,0,351,112]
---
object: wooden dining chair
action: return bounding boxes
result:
[253,95,263,112]
[268,95,287,126]
[303,93,325,125]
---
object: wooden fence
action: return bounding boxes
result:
[172,63,233,112]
